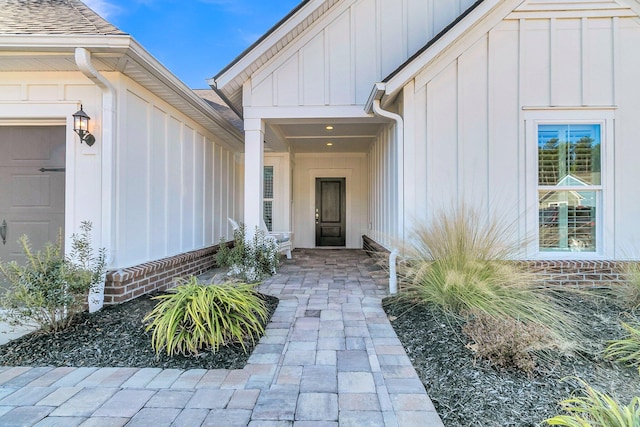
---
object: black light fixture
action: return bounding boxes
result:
[72,105,96,146]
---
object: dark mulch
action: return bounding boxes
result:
[0,292,278,370]
[383,291,640,427]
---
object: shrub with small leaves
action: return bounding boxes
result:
[545,378,640,426]
[604,320,640,375]
[143,276,268,356]
[0,222,105,332]
[462,310,553,374]
[216,223,278,283]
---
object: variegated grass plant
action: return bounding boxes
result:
[604,320,640,375]
[144,276,268,356]
[399,205,573,332]
[545,379,640,427]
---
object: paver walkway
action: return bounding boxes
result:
[0,249,443,426]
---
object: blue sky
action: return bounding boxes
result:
[83,0,301,88]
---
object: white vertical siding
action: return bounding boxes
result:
[116,80,242,268]
[404,11,640,258]
[368,125,396,247]
[250,0,479,107]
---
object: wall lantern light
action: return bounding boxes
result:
[72,105,96,146]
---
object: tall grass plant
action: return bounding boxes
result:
[398,205,576,344]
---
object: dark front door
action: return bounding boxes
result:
[315,177,346,247]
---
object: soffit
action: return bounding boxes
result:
[0,38,243,146]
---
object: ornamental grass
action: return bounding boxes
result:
[546,379,640,427]
[398,204,576,344]
[604,320,640,375]
[144,276,268,356]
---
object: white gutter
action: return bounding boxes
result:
[75,47,116,266]
[366,83,405,294]
[371,97,404,241]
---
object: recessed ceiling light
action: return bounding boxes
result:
[325,125,334,130]
[326,142,333,146]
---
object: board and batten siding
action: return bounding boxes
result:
[116,77,242,269]
[367,124,398,248]
[293,153,368,248]
[403,5,640,259]
[248,0,478,108]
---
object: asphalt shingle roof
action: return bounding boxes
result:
[0,0,127,35]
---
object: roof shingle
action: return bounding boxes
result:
[0,0,127,35]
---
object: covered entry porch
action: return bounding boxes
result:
[242,111,402,251]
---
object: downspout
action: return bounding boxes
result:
[74,47,116,266]
[370,92,404,295]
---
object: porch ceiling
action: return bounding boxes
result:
[266,118,387,153]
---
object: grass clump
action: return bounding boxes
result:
[620,263,640,309]
[604,320,640,375]
[399,205,569,329]
[545,379,640,426]
[144,276,268,356]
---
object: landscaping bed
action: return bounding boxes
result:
[383,290,640,427]
[0,292,278,370]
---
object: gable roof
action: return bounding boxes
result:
[210,0,340,117]
[0,0,126,35]
[368,0,640,109]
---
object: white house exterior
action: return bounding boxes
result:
[212,0,640,275]
[0,0,244,302]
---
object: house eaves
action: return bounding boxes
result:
[369,0,640,109]
[210,0,340,117]
[0,34,243,147]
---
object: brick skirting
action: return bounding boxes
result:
[103,244,221,304]
[362,235,630,287]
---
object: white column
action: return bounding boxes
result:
[244,118,265,237]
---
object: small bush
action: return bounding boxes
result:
[143,276,268,356]
[604,320,640,374]
[462,310,553,373]
[0,222,105,332]
[545,379,640,426]
[216,223,278,283]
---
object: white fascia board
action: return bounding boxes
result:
[213,0,327,90]
[381,0,511,104]
[364,83,387,114]
[0,34,132,53]
[244,105,372,120]
[614,0,640,16]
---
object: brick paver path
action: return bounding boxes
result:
[0,249,443,426]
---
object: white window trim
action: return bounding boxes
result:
[524,109,615,260]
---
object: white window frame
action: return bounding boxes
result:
[524,109,615,259]
[263,165,274,232]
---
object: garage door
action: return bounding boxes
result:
[0,126,66,271]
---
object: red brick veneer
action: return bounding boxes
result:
[103,245,219,304]
[363,235,630,287]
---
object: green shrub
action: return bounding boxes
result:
[0,222,105,332]
[399,205,570,334]
[216,223,278,283]
[462,310,553,374]
[143,276,268,356]
[604,320,640,374]
[545,379,640,426]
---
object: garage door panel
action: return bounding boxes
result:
[0,125,65,266]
